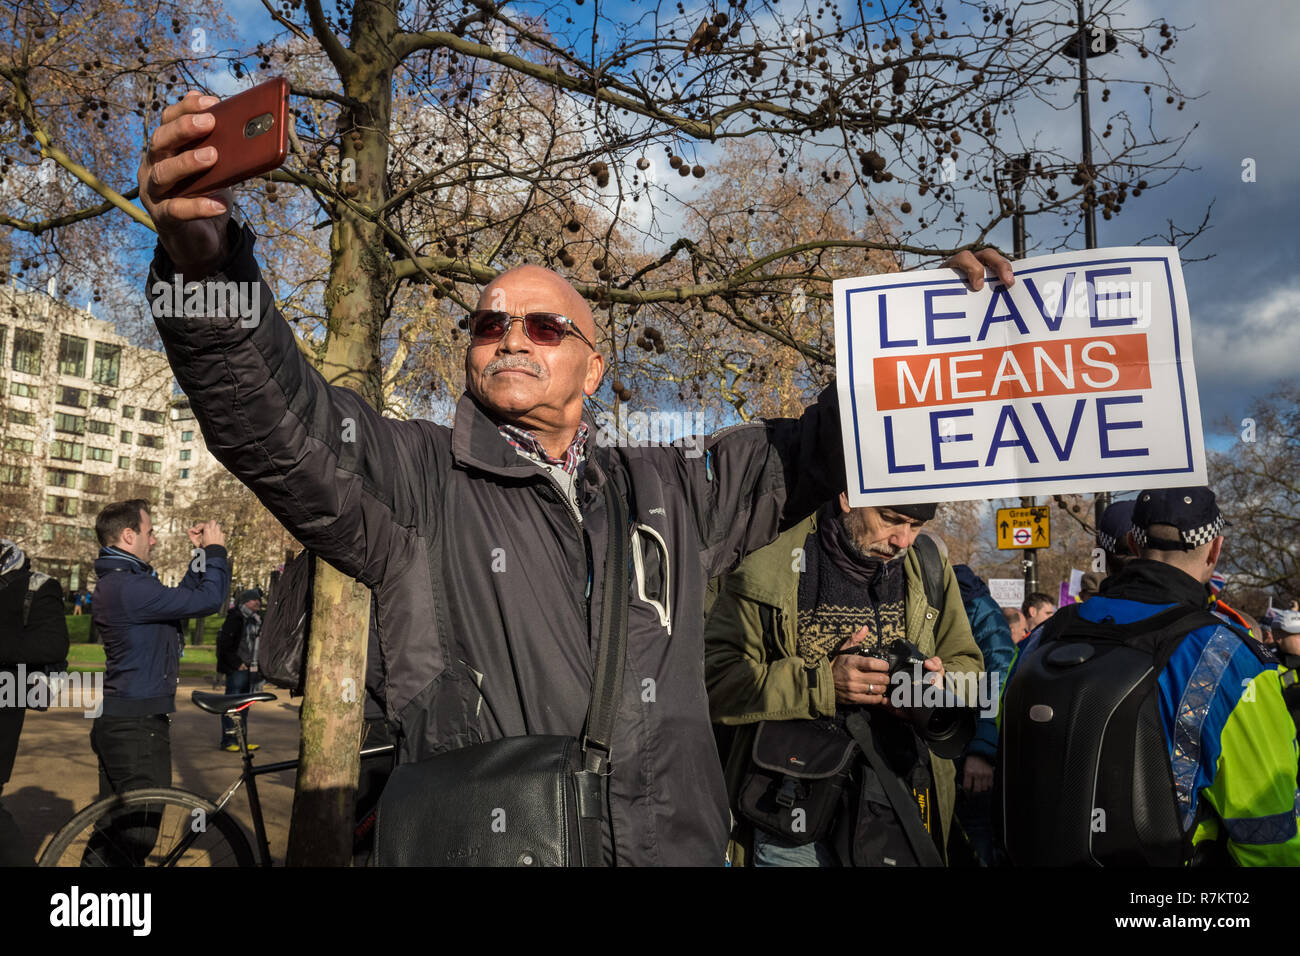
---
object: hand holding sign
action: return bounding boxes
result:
[834,247,1204,506]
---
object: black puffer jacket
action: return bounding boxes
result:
[147,222,845,865]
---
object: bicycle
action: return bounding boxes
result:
[38,689,395,867]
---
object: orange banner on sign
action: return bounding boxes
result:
[873,333,1151,411]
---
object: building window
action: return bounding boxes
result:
[140,408,165,425]
[93,393,116,409]
[87,446,112,462]
[179,469,191,479]
[12,329,42,374]
[57,385,88,408]
[45,495,78,517]
[137,433,162,449]
[54,411,86,434]
[179,449,192,461]
[0,325,6,358]
[39,524,54,543]
[50,440,83,462]
[46,470,79,489]
[164,492,175,506]
[79,526,97,540]
[118,456,130,470]
[121,405,135,419]
[9,381,37,399]
[135,459,162,475]
[4,436,34,455]
[58,334,88,377]
[92,342,121,386]
[6,408,35,427]
[181,430,194,442]
[0,464,30,485]
[120,429,132,444]
[86,419,113,435]
[84,474,109,494]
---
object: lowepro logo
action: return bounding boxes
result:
[446,845,481,862]
[49,886,151,936]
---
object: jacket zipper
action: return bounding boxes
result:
[539,470,591,608]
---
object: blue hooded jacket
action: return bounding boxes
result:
[91,544,230,716]
[953,564,1017,759]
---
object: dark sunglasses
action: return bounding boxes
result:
[466,310,595,350]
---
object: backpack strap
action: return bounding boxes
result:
[22,571,50,628]
[910,534,944,641]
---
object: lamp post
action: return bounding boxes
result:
[1001,154,1040,597]
[1060,0,1118,530]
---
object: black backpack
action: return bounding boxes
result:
[997,602,1227,866]
[257,549,315,695]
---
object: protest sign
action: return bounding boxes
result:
[834,247,1204,506]
[989,578,1026,609]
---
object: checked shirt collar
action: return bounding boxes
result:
[497,421,589,476]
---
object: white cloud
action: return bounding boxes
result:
[1194,278,1300,386]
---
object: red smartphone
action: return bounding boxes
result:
[169,76,289,199]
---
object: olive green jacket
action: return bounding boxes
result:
[703,513,984,864]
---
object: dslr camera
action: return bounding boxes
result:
[880,639,977,759]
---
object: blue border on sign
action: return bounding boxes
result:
[844,256,1193,495]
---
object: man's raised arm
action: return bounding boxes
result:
[138,92,442,587]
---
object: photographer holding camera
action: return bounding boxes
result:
[86,501,230,863]
[705,494,984,866]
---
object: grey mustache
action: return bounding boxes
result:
[484,356,544,377]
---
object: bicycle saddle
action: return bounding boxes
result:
[191,689,277,715]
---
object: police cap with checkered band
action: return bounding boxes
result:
[1130,486,1226,552]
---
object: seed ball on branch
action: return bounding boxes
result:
[692,165,705,178]
[566,219,581,233]
[669,155,683,169]
[900,201,912,214]
[636,157,650,170]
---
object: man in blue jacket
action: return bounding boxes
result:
[88,499,229,837]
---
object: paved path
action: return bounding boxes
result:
[5,677,302,865]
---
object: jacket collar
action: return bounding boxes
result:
[450,391,601,480]
[94,546,156,577]
[1098,558,1209,609]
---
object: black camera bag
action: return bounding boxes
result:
[737,717,859,845]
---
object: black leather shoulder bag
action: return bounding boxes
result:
[374,465,629,867]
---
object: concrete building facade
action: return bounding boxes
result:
[0,279,266,594]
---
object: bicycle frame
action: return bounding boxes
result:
[160,702,395,867]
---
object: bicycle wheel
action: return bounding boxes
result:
[39,788,256,867]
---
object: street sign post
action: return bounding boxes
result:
[997,505,1051,550]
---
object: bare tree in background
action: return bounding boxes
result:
[1209,385,1300,606]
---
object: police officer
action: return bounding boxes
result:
[999,486,1300,865]
[1273,610,1300,736]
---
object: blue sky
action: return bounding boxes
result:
[184,0,1298,444]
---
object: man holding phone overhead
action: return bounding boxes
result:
[136,87,1013,865]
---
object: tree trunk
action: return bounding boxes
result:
[285,561,372,865]
[285,0,396,866]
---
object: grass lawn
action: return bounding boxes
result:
[66,642,219,678]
